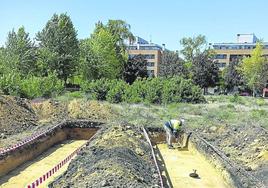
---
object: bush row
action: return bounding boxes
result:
[0,72,64,99]
[81,77,205,104]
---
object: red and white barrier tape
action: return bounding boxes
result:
[25,144,80,188]
[0,123,62,155]
[25,127,100,188]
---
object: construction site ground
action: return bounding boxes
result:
[0,140,86,188]
[157,144,229,188]
[0,95,268,187]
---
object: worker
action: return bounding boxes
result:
[163,118,185,149]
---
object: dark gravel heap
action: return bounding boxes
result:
[0,95,37,138]
[50,124,160,188]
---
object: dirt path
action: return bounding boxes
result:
[157,144,230,188]
[0,140,86,188]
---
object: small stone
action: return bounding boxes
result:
[209,126,217,132]
[226,153,230,157]
[100,180,109,186]
[245,166,252,171]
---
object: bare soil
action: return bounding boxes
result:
[196,124,268,186]
[49,124,161,188]
[0,95,114,148]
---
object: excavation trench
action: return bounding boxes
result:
[0,121,101,187]
[147,128,266,188]
[0,123,265,188]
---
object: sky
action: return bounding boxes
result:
[1,0,268,50]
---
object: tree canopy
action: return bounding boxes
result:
[36,13,79,83]
[180,35,207,63]
[123,54,148,84]
[159,51,185,78]
[240,43,268,96]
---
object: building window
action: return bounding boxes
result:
[147,62,155,67]
[215,54,227,59]
[147,70,154,76]
[216,62,226,68]
[143,54,155,59]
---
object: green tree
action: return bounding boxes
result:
[36,13,79,84]
[79,28,121,80]
[4,27,36,76]
[192,51,219,93]
[224,60,243,92]
[180,35,207,63]
[123,54,148,84]
[240,43,268,96]
[95,20,135,70]
[159,51,185,77]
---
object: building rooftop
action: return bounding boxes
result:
[212,34,268,50]
[127,36,164,51]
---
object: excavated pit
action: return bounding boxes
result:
[147,128,266,188]
[1,123,266,188]
[0,120,102,187]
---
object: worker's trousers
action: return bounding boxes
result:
[163,123,173,146]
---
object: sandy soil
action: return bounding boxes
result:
[0,140,86,188]
[157,144,230,188]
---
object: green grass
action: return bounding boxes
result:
[112,95,268,130]
[54,91,85,102]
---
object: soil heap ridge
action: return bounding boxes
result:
[50,124,160,188]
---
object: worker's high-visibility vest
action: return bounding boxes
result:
[168,120,181,131]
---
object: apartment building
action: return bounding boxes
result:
[127,36,164,77]
[212,34,268,69]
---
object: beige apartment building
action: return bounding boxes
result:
[212,34,268,69]
[127,36,164,77]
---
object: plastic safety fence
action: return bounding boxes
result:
[24,126,101,188]
[0,123,61,155]
[25,147,78,188]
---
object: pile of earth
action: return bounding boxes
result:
[0,95,115,148]
[0,95,37,139]
[32,99,114,124]
[196,124,268,186]
[50,124,160,188]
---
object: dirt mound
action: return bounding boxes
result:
[32,99,114,124]
[50,124,160,188]
[67,99,114,120]
[31,99,68,124]
[197,124,268,186]
[0,95,37,138]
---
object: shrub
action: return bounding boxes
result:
[123,79,146,103]
[229,94,244,104]
[0,71,21,96]
[20,73,64,99]
[106,80,128,103]
[81,79,112,100]
[143,78,163,104]
[82,77,205,104]
[20,76,43,98]
[251,109,267,119]
[256,98,266,106]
